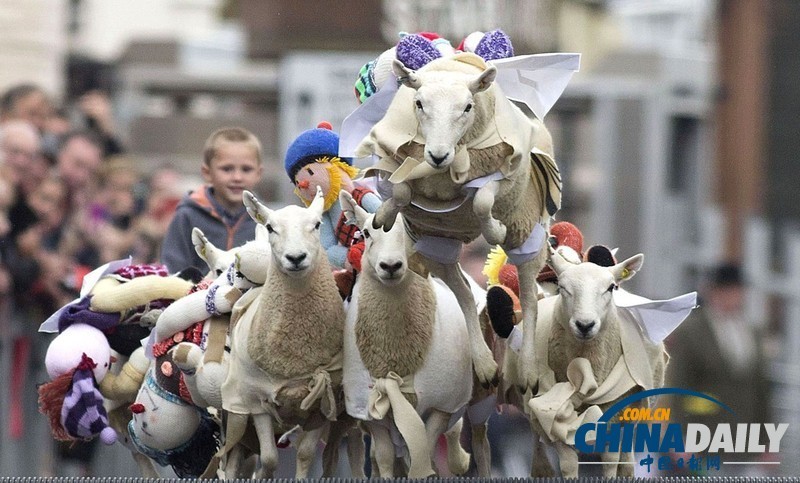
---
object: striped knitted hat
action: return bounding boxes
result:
[60,354,117,444]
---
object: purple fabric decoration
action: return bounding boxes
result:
[396,34,442,70]
[60,354,117,444]
[58,296,119,333]
[205,284,221,316]
[474,29,514,61]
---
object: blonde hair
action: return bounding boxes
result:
[203,127,262,166]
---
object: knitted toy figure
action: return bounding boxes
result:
[285,122,381,273]
[354,29,514,104]
[38,261,200,449]
[39,322,118,445]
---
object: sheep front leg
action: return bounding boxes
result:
[373,182,411,231]
[473,180,507,246]
[471,420,492,477]
[515,247,547,392]
[554,440,579,478]
[600,450,622,477]
[295,425,326,478]
[429,261,498,386]
[252,413,279,478]
[425,409,451,476]
[444,417,471,475]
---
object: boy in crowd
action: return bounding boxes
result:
[160,127,263,273]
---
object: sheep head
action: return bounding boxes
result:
[549,247,644,341]
[393,58,496,170]
[340,190,408,286]
[243,187,325,278]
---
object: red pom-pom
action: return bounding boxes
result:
[498,264,519,296]
[550,221,583,255]
[417,32,441,41]
[347,241,365,273]
[317,121,333,130]
[129,403,145,414]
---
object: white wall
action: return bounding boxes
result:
[71,0,225,62]
[0,0,67,98]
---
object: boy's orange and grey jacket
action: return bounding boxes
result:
[160,185,258,273]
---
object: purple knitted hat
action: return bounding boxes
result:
[474,29,514,61]
[60,354,117,445]
[396,34,442,70]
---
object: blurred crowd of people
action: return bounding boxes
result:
[0,83,185,476]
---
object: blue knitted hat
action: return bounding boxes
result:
[284,122,349,181]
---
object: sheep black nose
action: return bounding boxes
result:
[285,253,307,266]
[379,261,404,275]
[427,151,449,165]
[575,320,596,335]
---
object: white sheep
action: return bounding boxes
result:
[356,52,561,388]
[500,249,669,478]
[339,190,473,478]
[220,187,349,478]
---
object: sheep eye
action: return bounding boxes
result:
[362,229,370,239]
[265,224,275,234]
[415,100,423,110]
[607,283,617,293]
[464,103,473,113]
[314,221,321,230]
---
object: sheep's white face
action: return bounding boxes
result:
[243,188,324,278]
[339,190,408,286]
[394,59,496,170]
[550,249,644,341]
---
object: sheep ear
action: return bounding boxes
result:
[243,190,271,226]
[611,254,644,283]
[192,228,210,262]
[468,65,497,94]
[548,244,573,276]
[309,185,325,216]
[393,59,421,89]
[339,189,369,229]
[254,223,269,242]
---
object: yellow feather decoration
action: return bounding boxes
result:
[482,245,508,286]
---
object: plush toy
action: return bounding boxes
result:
[284,122,381,272]
[38,258,203,479]
[39,322,118,445]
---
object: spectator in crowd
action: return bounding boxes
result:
[664,263,769,472]
[130,163,183,264]
[0,83,52,132]
[160,126,264,273]
[75,90,125,157]
[667,263,768,423]
[54,130,103,209]
[0,120,47,200]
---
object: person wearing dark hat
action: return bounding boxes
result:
[285,122,381,274]
[663,262,769,471]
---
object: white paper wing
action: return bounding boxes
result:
[492,53,581,120]
[614,289,698,343]
[339,77,399,159]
